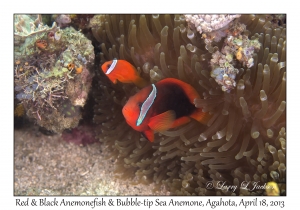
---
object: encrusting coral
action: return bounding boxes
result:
[52,14,71,28]
[209,25,261,92]
[14,14,95,133]
[185,15,241,34]
[90,14,286,195]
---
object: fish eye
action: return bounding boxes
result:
[107,64,111,69]
[138,102,143,108]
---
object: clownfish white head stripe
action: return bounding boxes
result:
[136,84,157,126]
[105,59,118,75]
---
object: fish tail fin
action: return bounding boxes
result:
[134,77,150,89]
[190,108,212,125]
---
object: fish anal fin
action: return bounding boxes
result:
[142,129,154,142]
[148,110,176,131]
[170,116,191,128]
[190,108,212,125]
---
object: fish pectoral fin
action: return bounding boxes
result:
[111,79,118,84]
[142,129,154,142]
[170,116,191,128]
[148,110,176,131]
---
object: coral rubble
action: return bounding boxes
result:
[14,14,95,133]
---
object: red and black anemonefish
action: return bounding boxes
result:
[101,59,149,88]
[122,78,211,142]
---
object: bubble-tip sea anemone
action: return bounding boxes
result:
[90,14,286,195]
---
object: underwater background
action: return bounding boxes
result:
[14,14,286,196]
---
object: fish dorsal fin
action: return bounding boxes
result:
[136,84,157,126]
[157,78,200,104]
[142,129,154,142]
[148,110,176,131]
[105,59,118,75]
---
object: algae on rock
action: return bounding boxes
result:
[14,14,95,133]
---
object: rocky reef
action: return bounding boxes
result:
[14,15,95,133]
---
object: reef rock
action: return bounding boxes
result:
[14,14,95,133]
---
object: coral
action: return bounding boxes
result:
[185,15,261,92]
[75,65,83,74]
[35,39,48,49]
[14,15,58,46]
[210,34,261,92]
[52,14,71,28]
[91,14,286,195]
[54,30,62,40]
[69,14,95,31]
[67,63,75,70]
[185,15,241,34]
[14,15,95,133]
